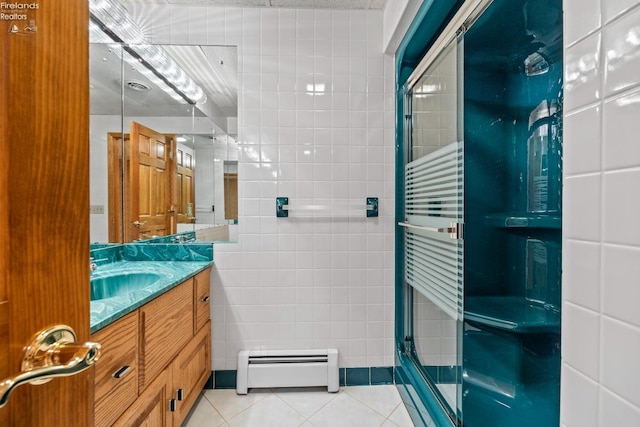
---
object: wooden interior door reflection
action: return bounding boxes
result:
[127,122,176,241]
[107,132,127,243]
[176,146,195,224]
[224,173,238,220]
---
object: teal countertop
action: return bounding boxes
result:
[89,243,214,333]
[90,260,212,333]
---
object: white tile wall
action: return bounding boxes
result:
[562,1,640,425]
[124,3,395,371]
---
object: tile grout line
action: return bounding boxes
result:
[270,387,340,424]
[204,389,274,425]
[202,392,235,426]
[343,385,402,419]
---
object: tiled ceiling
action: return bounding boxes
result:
[123,0,386,9]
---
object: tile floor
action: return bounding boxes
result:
[183,385,416,427]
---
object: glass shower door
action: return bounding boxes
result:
[399,35,464,424]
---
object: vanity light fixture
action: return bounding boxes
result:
[88,0,206,105]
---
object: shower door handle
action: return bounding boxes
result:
[398,222,463,240]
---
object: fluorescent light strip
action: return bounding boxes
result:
[88,0,206,105]
[89,0,145,44]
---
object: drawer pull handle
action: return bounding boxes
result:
[202,296,210,302]
[170,399,177,412]
[112,366,131,379]
[177,388,184,401]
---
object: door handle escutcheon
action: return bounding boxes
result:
[0,325,101,407]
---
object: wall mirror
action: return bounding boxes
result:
[89,40,239,244]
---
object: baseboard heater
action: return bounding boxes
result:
[236,349,339,394]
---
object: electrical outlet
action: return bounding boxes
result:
[89,205,104,214]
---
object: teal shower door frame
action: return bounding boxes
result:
[393,2,466,426]
[395,1,563,426]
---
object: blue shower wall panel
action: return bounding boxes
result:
[463,68,511,297]
[461,0,562,426]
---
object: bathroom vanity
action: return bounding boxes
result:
[87,242,213,426]
[92,267,211,427]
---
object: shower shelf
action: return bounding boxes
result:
[484,213,561,230]
[464,296,560,333]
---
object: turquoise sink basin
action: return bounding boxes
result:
[90,271,165,301]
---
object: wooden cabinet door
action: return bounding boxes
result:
[139,281,193,390]
[114,369,171,427]
[93,311,139,427]
[0,1,92,426]
[171,321,211,426]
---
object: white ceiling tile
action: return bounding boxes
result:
[313,0,370,9]
[126,0,386,9]
[270,0,314,8]
[167,0,266,5]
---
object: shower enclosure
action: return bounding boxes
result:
[395,1,563,426]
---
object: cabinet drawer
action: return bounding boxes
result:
[139,280,193,391]
[92,311,138,427]
[194,268,211,332]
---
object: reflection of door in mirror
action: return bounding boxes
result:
[107,131,127,242]
[129,122,175,241]
[108,121,178,242]
[177,146,195,225]
[223,172,237,220]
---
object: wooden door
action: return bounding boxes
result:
[127,122,176,241]
[1,1,93,426]
[108,132,127,243]
[176,146,195,224]
[224,173,238,220]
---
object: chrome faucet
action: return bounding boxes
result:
[90,257,108,274]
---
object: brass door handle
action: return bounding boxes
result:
[133,220,147,228]
[0,325,101,407]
